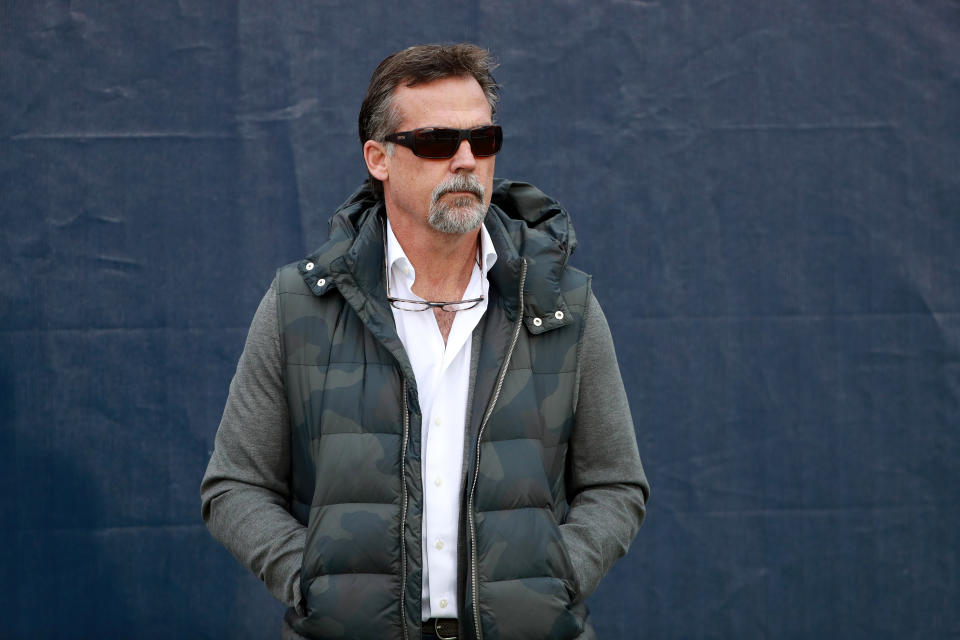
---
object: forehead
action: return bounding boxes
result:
[392,75,492,130]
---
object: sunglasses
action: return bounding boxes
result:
[383,125,503,159]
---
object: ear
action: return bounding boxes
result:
[363,140,390,182]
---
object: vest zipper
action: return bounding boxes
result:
[400,377,410,640]
[467,258,527,640]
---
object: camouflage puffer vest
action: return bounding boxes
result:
[276,180,593,640]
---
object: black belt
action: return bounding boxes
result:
[422,618,459,639]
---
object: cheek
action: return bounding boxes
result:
[480,157,496,178]
[393,164,430,197]
[398,172,440,210]
[479,160,496,191]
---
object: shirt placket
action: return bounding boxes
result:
[422,267,485,618]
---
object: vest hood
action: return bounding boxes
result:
[296,179,581,333]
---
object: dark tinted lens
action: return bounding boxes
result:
[414,128,461,158]
[469,126,502,156]
[406,126,503,158]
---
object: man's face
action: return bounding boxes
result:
[380,75,496,235]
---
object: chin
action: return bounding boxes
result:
[428,201,486,235]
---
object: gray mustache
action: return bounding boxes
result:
[432,174,485,201]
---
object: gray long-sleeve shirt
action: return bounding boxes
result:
[201,277,649,627]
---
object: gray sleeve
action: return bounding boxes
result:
[200,278,306,612]
[560,289,650,603]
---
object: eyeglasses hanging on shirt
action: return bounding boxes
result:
[383,216,484,312]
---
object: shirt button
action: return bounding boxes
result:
[435,539,444,550]
[434,477,443,487]
[533,317,543,327]
[439,599,449,609]
[305,262,314,271]
[317,278,326,287]
[555,310,564,320]
[433,416,442,426]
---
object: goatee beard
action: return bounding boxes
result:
[428,173,487,234]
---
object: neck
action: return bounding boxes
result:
[389,215,481,302]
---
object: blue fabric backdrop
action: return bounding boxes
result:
[2,1,958,638]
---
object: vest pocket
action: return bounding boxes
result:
[296,573,402,638]
[474,507,584,639]
[476,576,582,640]
[297,501,404,637]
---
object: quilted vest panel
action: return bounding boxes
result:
[277,265,412,639]
[466,267,592,640]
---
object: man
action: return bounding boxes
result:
[202,43,649,640]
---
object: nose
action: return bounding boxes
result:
[449,138,477,172]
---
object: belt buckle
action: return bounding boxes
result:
[432,618,458,640]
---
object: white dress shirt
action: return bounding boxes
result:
[385,218,497,621]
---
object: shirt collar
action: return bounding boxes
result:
[386,216,498,287]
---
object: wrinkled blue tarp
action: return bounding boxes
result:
[2,2,958,638]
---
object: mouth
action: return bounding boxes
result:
[445,190,479,197]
